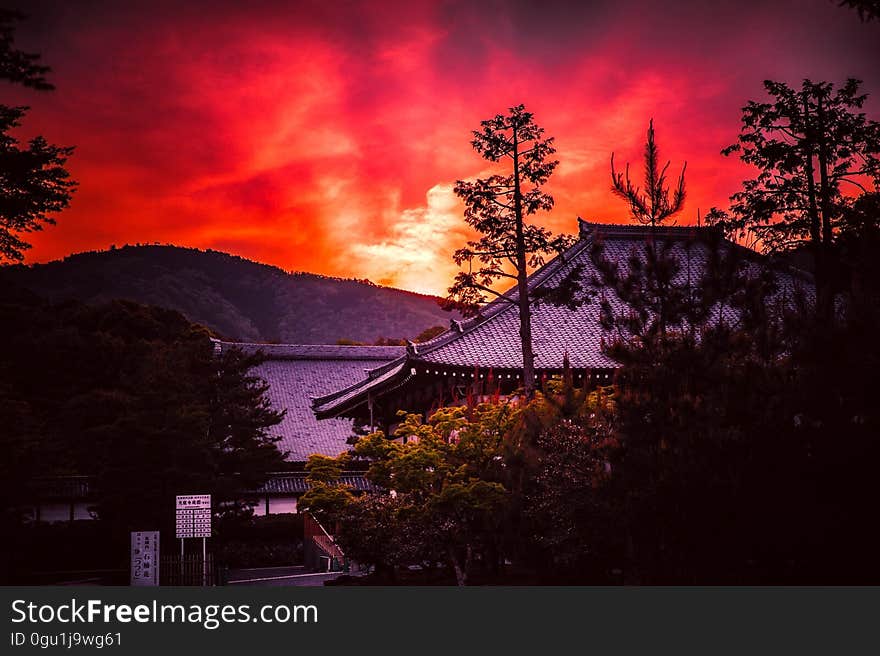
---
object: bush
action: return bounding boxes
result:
[214,513,304,568]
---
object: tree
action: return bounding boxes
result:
[524,383,620,579]
[449,104,572,399]
[0,293,286,545]
[333,493,429,580]
[0,10,75,263]
[837,0,880,22]
[306,403,517,585]
[707,79,880,322]
[593,121,690,340]
[611,119,686,228]
[538,122,806,581]
[0,10,53,90]
[298,454,355,521]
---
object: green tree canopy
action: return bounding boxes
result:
[302,403,517,585]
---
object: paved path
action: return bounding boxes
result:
[227,565,349,587]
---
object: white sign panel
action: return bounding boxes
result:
[176,494,211,538]
[130,531,159,586]
[176,494,211,509]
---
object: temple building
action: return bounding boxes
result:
[223,343,405,461]
[310,219,811,430]
[25,218,812,522]
[214,343,401,514]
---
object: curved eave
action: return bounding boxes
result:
[311,358,413,419]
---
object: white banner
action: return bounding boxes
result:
[130,531,159,586]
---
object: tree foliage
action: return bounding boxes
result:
[0,10,53,90]
[302,403,517,585]
[707,78,880,320]
[0,11,75,263]
[524,386,619,574]
[449,104,573,398]
[0,106,76,262]
[611,119,686,227]
[0,290,286,541]
[837,0,880,21]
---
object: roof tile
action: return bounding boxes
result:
[313,221,813,416]
[219,342,403,461]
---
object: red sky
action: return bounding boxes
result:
[6,0,880,295]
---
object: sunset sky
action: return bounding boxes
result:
[6,0,879,295]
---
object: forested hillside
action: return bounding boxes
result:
[0,245,452,343]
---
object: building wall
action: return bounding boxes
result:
[251,495,298,516]
[32,502,94,523]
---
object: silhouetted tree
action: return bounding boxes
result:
[707,79,880,322]
[597,121,691,339]
[0,10,52,89]
[0,107,75,262]
[0,10,75,263]
[0,294,285,550]
[611,119,686,227]
[541,122,800,582]
[838,191,880,306]
[449,104,571,398]
[837,0,880,22]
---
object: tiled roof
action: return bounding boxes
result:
[313,219,813,418]
[218,341,404,461]
[24,473,380,499]
[253,472,378,494]
[312,360,413,418]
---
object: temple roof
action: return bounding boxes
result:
[216,341,405,461]
[254,471,378,494]
[312,219,812,419]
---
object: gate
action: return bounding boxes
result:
[160,553,217,586]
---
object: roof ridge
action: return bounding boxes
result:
[411,232,593,357]
[578,218,715,238]
[310,227,593,417]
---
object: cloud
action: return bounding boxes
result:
[347,184,468,295]
[6,0,879,296]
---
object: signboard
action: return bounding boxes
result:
[130,531,159,586]
[176,494,211,538]
[176,494,211,509]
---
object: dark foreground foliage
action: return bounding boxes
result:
[312,186,880,584]
[0,288,287,582]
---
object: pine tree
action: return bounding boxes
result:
[449,104,572,399]
[610,119,686,228]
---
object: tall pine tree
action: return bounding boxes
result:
[449,104,571,399]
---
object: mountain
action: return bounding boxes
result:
[0,245,453,344]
